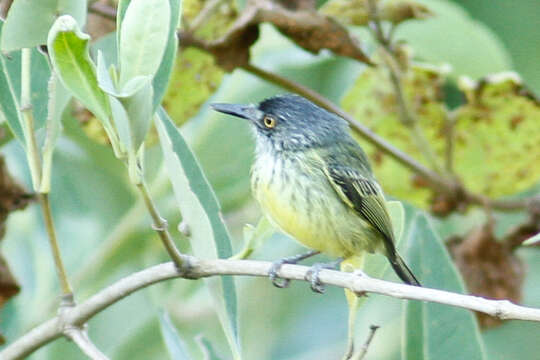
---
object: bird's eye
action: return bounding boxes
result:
[263,115,277,129]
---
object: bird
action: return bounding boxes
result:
[211,94,420,286]
[212,93,420,359]
[211,93,420,289]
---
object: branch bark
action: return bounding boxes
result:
[3,257,540,359]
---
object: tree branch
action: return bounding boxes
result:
[3,257,540,359]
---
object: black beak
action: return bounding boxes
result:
[210,103,261,121]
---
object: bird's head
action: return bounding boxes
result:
[211,94,350,152]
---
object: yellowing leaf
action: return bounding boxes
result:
[162,48,224,127]
[453,73,540,197]
[343,65,540,208]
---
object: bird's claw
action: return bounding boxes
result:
[305,265,326,293]
[305,259,342,294]
[268,250,320,289]
[269,260,291,288]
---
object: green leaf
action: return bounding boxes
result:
[0,20,52,142]
[47,16,116,146]
[158,310,192,360]
[396,0,511,78]
[403,213,487,360]
[1,0,87,52]
[40,73,72,193]
[0,54,24,144]
[232,216,275,260]
[387,200,405,242]
[120,77,153,152]
[523,232,540,246]
[109,95,132,155]
[118,0,171,86]
[96,51,118,96]
[153,0,181,111]
[155,108,240,359]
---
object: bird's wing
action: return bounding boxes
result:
[322,163,395,245]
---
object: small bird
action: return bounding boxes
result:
[211,94,420,288]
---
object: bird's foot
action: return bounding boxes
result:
[305,258,343,294]
[269,250,320,289]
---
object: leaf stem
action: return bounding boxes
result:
[40,193,74,298]
[20,48,74,299]
[444,111,456,174]
[136,180,185,267]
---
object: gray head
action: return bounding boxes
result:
[211,94,351,152]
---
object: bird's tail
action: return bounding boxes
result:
[390,253,421,286]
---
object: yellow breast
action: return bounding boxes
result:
[251,153,352,257]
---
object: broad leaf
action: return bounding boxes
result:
[121,77,153,151]
[403,214,486,360]
[109,96,132,155]
[0,54,24,144]
[155,109,240,359]
[1,0,87,52]
[158,310,192,360]
[453,74,540,198]
[232,216,275,260]
[47,16,116,145]
[118,0,171,86]
[396,0,511,78]
[343,63,540,208]
[153,0,182,111]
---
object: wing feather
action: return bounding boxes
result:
[323,164,396,249]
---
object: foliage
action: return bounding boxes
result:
[0,0,539,359]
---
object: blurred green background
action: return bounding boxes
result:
[1,0,539,359]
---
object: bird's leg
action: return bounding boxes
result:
[269,250,320,288]
[305,258,344,293]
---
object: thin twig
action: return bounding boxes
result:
[367,0,444,174]
[444,111,456,174]
[40,194,74,298]
[355,325,379,360]
[20,49,74,298]
[137,181,186,267]
[64,328,109,360]
[3,258,540,359]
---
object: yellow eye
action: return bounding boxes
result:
[263,115,277,129]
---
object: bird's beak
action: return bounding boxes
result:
[210,103,262,122]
